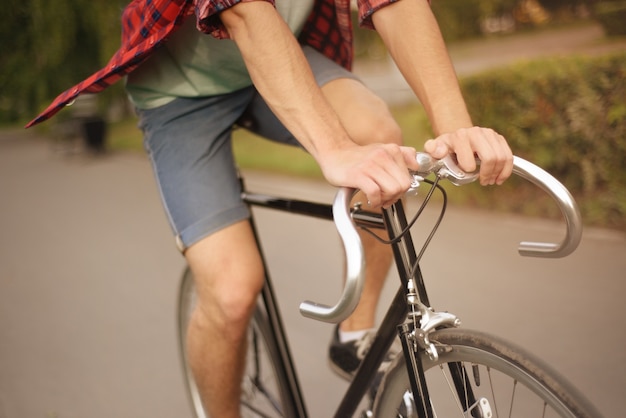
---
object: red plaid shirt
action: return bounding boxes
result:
[26,0,396,128]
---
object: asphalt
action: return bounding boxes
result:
[1,21,625,418]
[1,128,625,417]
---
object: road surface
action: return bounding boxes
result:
[1,130,624,417]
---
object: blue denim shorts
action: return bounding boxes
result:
[136,46,359,251]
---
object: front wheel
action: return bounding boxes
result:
[177,267,295,417]
[373,328,603,418]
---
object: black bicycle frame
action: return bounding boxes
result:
[241,179,468,418]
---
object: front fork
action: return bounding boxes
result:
[382,200,479,417]
[397,292,491,418]
[397,276,462,418]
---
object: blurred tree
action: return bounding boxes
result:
[537,0,592,14]
[1,0,126,124]
[477,0,520,17]
[431,0,484,41]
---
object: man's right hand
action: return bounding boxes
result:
[424,126,513,186]
[318,143,420,209]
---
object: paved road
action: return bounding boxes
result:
[1,130,624,417]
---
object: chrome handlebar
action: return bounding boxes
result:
[299,154,583,323]
[511,156,583,257]
[299,188,365,323]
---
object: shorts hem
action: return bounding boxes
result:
[176,206,250,252]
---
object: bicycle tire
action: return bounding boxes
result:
[177,267,295,417]
[372,328,603,418]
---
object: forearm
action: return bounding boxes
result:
[221,2,353,160]
[220,2,423,205]
[372,0,473,135]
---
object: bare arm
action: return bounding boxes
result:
[222,2,348,159]
[221,2,419,207]
[372,0,513,185]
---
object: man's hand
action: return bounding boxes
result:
[424,127,513,186]
[372,2,513,187]
[318,143,420,209]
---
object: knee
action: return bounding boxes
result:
[214,280,261,325]
[191,269,264,338]
[353,103,403,146]
[373,114,403,146]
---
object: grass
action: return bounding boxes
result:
[106,118,145,152]
[23,100,615,230]
[103,107,507,215]
[106,103,435,178]
[39,98,621,230]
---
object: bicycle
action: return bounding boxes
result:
[177,153,602,418]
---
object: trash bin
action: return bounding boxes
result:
[81,116,107,153]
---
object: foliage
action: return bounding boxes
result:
[431,0,486,41]
[460,52,626,228]
[593,1,626,36]
[104,52,625,230]
[537,0,591,13]
[0,0,127,124]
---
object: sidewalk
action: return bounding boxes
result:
[353,22,626,105]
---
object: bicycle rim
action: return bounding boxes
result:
[177,268,293,418]
[372,328,602,418]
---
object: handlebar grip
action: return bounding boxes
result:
[299,188,366,323]
[512,156,583,258]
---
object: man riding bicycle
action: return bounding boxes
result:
[27,1,513,416]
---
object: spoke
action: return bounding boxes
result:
[251,329,261,379]
[241,400,275,418]
[507,380,517,418]
[462,365,470,414]
[374,329,599,418]
[242,327,284,416]
[486,367,500,418]
[242,375,284,416]
[437,364,467,417]
[244,355,284,416]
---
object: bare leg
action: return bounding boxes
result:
[184,79,402,415]
[185,220,264,418]
[341,228,393,331]
[321,78,402,332]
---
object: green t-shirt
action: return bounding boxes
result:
[126,0,314,109]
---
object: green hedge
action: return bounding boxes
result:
[594,1,626,36]
[460,52,626,229]
[431,0,484,42]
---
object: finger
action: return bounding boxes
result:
[358,176,383,208]
[370,163,410,207]
[475,141,502,186]
[495,136,514,185]
[423,138,449,159]
[450,130,478,173]
[384,146,417,199]
[400,146,420,170]
[365,148,415,207]
[470,128,512,185]
[354,156,399,208]
[487,134,511,185]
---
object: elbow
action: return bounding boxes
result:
[220,2,269,41]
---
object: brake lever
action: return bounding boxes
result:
[413,153,480,186]
[437,154,480,185]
